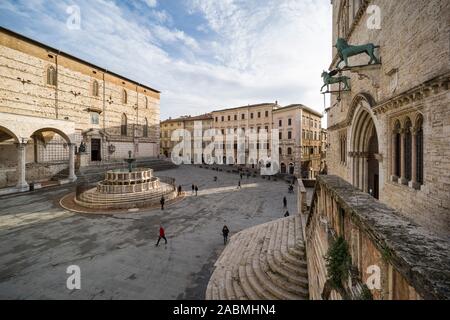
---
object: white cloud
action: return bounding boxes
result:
[2,0,332,125]
[153,25,200,51]
[144,0,157,8]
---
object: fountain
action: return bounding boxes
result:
[73,151,178,210]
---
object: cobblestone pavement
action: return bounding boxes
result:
[0,165,301,300]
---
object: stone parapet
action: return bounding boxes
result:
[306,175,450,300]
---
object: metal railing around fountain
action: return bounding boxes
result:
[158,176,177,191]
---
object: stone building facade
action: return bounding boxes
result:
[273,104,323,178]
[0,28,160,192]
[161,103,324,176]
[160,113,213,162]
[306,0,449,300]
[211,103,276,168]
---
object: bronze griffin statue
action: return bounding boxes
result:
[335,38,380,67]
[321,70,350,92]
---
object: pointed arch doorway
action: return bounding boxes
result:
[350,95,380,199]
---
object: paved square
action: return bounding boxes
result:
[0,166,300,299]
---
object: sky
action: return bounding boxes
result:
[0,0,332,125]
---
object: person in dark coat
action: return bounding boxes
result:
[177,185,182,196]
[283,196,287,208]
[237,180,241,189]
[156,225,168,246]
[192,184,195,194]
[284,210,290,217]
[195,185,198,196]
[222,225,230,245]
[160,195,165,210]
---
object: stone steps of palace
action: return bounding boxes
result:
[206,215,309,300]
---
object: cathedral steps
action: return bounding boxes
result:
[206,216,309,300]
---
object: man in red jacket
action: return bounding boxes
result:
[156,225,168,246]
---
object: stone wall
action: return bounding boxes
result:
[306,175,449,300]
[0,28,161,187]
[326,0,450,237]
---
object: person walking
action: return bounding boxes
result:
[284,210,290,217]
[160,195,165,210]
[192,184,195,194]
[283,196,287,208]
[222,225,230,245]
[177,185,182,196]
[237,180,241,189]
[156,225,168,246]
[195,185,198,196]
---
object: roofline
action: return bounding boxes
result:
[0,26,160,94]
[212,103,278,113]
[272,104,323,118]
[161,113,213,123]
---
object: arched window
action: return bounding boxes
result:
[394,121,401,177]
[287,147,292,155]
[92,80,99,97]
[289,163,295,175]
[404,118,412,181]
[122,89,128,104]
[416,116,424,185]
[121,114,127,136]
[46,66,57,86]
[143,118,148,137]
[279,148,282,156]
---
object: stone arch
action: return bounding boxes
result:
[413,112,424,129]
[347,92,377,126]
[0,125,20,143]
[31,127,72,143]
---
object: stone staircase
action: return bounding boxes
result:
[206,215,309,300]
